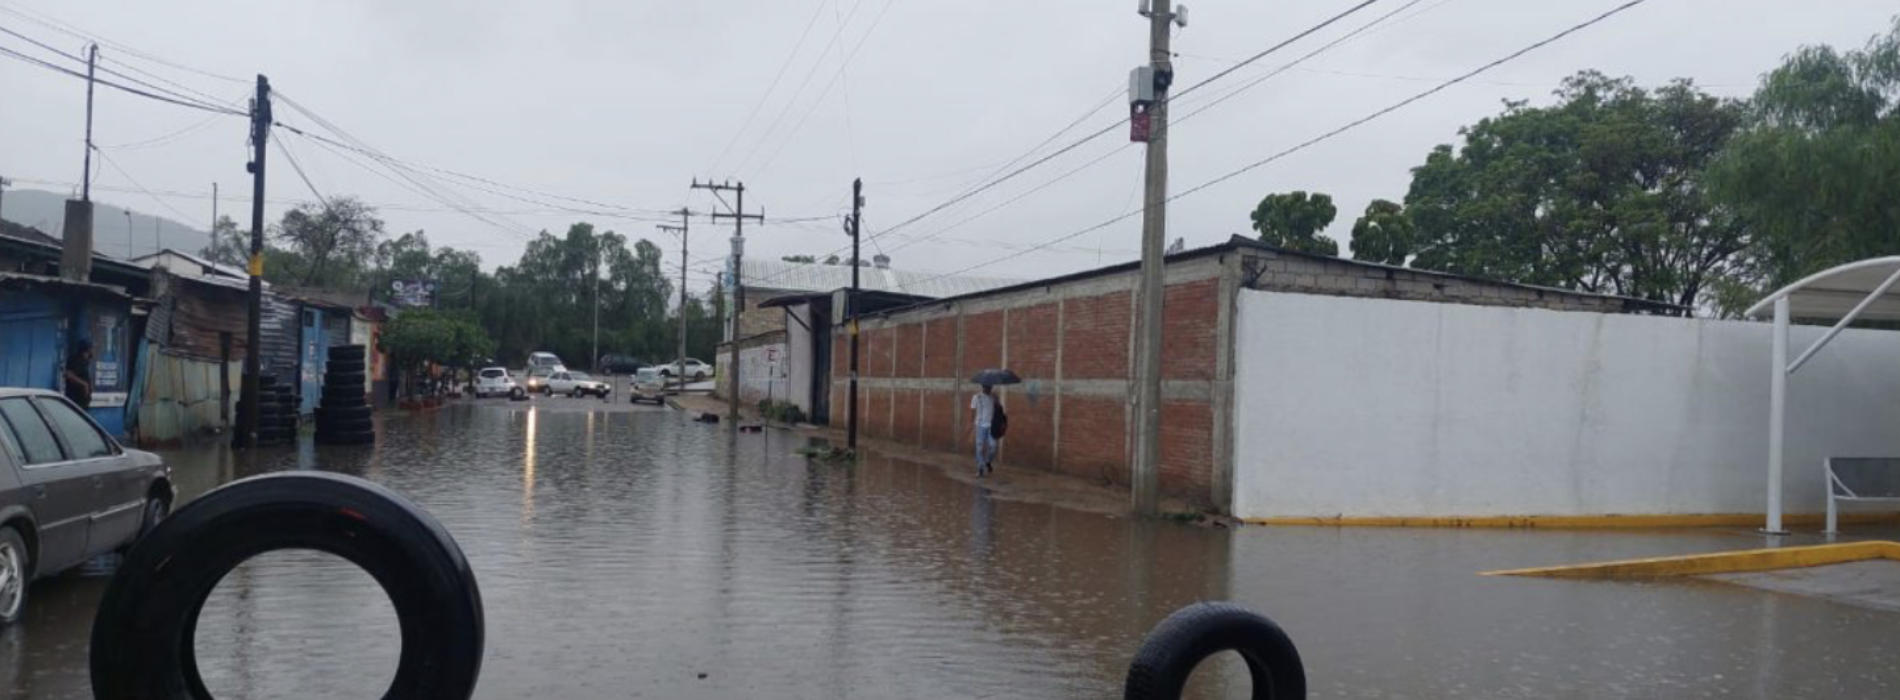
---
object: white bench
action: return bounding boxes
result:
[1825,457,1900,534]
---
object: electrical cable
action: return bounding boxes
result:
[899,0,1659,287]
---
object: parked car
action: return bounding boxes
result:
[523,366,557,393]
[597,354,646,375]
[658,358,713,381]
[0,388,173,626]
[473,367,516,398]
[546,370,611,398]
[526,351,565,372]
[630,366,673,405]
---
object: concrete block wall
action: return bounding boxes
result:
[1245,251,1642,314]
[829,255,1233,509]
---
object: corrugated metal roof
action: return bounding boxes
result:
[741,259,1021,299]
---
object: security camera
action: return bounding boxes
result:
[1175,4,1189,27]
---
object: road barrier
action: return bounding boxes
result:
[88,474,1305,699]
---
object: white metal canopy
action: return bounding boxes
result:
[1746,256,1900,533]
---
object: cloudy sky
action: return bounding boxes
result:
[3,0,1893,289]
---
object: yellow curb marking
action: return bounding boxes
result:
[1482,541,1900,579]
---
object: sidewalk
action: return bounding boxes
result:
[667,393,1216,522]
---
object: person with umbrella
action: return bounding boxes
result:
[969,369,1019,477]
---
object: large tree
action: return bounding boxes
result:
[198,215,249,269]
[272,197,386,288]
[1707,18,1900,312]
[1389,71,1745,309]
[1250,191,1339,256]
[1348,199,1413,265]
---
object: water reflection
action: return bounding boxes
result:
[3,404,1895,699]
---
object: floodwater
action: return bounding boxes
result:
[3,401,1898,699]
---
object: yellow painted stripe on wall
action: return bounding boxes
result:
[1482,541,1900,579]
[1243,512,1900,529]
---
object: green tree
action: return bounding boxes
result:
[1707,18,1900,311]
[272,197,385,287]
[1348,199,1413,265]
[1398,71,1745,308]
[1249,191,1339,256]
[198,215,250,268]
[380,308,495,397]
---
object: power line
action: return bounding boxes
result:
[273,137,328,205]
[0,25,244,113]
[901,0,1660,287]
[728,0,870,175]
[93,148,208,230]
[0,3,246,83]
[0,43,245,115]
[705,0,832,176]
[750,0,898,175]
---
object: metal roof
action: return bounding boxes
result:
[1745,257,1900,322]
[742,259,1022,299]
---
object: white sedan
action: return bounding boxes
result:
[657,358,713,381]
[545,370,611,398]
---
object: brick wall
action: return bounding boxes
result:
[828,254,1231,509]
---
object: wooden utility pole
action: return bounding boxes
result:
[847,178,863,451]
[659,209,691,391]
[690,180,762,419]
[238,75,271,448]
[1131,0,1179,516]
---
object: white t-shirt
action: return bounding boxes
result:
[970,392,996,426]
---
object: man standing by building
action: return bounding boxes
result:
[64,339,94,408]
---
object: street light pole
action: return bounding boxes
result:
[847,178,862,451]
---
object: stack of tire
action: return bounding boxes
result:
[316,344,375,446]
[249,376,297,447]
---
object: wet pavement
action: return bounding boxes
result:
[3,398,1899,699]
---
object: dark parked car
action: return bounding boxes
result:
[0,388,173,625]
[597,354,647,375]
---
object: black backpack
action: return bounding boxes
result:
[990,400,1008,439]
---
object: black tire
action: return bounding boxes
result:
[327,345,368,360]
[326,372,368,387]
[694,371,707,381]
[122,496,171,552]
[316,431,377,445]
[1122,602,1305,700]
[89,473,481,699]
[326,360,367,374]
[542,386,553,397]
[317,404,374,419]
[318,417,374,433]
[0,525,28,626]
[323,387,365,402]
[659,369,671,378]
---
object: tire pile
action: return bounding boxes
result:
[316,344,375,446]
[244,376,297,447]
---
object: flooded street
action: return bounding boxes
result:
[4,401,1899,699]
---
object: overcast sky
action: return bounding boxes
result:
[3,0,1893,289]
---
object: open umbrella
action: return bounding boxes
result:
[970,368,1022,386]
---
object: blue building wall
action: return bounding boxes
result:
[0,285,136,437]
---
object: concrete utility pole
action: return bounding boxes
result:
[847,178,863,451]
[0,176,11,223]
[1131,0,1181,517]
[690,179,763,419]
[124,210,132,259]
[82,44,97,203]
[591,244,600,371]
[212,182,219,231]
[658,209,690,391]
[238,75,271,449]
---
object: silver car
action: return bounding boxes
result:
[0,388,173,625]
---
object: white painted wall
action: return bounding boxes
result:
[1233,291,1900,519]
[732,341,792,409]
[784,305,815,415]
